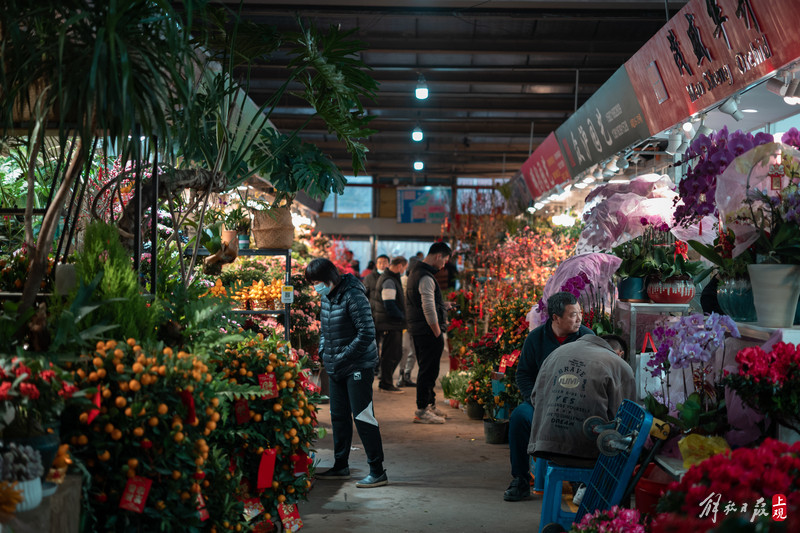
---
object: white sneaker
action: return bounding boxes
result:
[413,409,445,424]
[426,404,448,419]
[572,484,586,506]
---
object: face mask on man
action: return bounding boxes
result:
[314,282,330,297]
[376,269,384,275]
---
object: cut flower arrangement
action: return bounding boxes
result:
[723,342,800,433]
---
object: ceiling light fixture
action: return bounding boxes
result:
[682,121,696,139]
[413,160,424,171]
[412,125,424,142]
[784,79,800,105]
[719,94,744,121]
[766,76,789,96]
[415,75,428,100]
[665,128,682,155]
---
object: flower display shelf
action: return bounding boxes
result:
[732,321,800,344]
[229,249,292,341]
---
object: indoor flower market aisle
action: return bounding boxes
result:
[299,357,541,532]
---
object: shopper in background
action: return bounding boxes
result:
[305,258,388,488]
[364,254,390,302]
[372,256,409,393]
[406,242,453,424]
[365,254,390,378]
[344,249,360,278]
[360,260,376,280]
[396,265,418,388]
[503,291,593,501]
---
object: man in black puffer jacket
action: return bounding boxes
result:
[372,256,409,393]
[305,258,388,488]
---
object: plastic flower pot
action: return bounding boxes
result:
[633,463,670,515]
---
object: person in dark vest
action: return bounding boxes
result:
[406,241,452,424]
[305,258,388,488]
[503,291,594,501]
[371,256,409,393]
[364,254,390,303]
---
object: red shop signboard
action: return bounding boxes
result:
[626,0,800,135]
[520,132,571,199]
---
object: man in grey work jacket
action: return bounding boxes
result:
[405,241,452,424]
[503,291,593,501]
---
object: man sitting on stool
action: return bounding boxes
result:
[503,292,593,501]
[527,334,636,471]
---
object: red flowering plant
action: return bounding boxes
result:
[655,439,800,531]
[461,325,526,420]
[0,356,79,438]
[723,342,800,434]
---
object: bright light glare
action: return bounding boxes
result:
[413,161,424,171]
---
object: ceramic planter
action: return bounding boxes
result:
[15,477,42,512]
[716,278,757,322]
[647,276,695,304]
[748,264,800,328]
[617,277,649,302]
[238,234,250,249]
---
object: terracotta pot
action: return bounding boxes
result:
[647,276,695,304]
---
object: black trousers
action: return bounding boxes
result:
[328,368,385,474]
[377,329,403,389]
[412,331,445,410]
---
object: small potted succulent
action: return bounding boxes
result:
[0,443,45,512]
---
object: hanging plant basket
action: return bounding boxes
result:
[252,207,294,249]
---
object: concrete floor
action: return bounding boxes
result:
[298,357,546,532]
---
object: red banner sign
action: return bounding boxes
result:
[520,132,571,199]
[626,0,800,134]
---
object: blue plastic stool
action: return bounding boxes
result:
[538,462,593,533]
[532,456,547,492]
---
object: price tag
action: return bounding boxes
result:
[281,285,294,304]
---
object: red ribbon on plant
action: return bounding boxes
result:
[87,385,102,424]
[179,389,197,425]
[674,240,689,261]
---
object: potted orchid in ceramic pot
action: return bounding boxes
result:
[713,132,800,327]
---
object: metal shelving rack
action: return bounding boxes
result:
[229,248,291,341]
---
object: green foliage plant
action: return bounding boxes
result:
[73,221,159,341]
